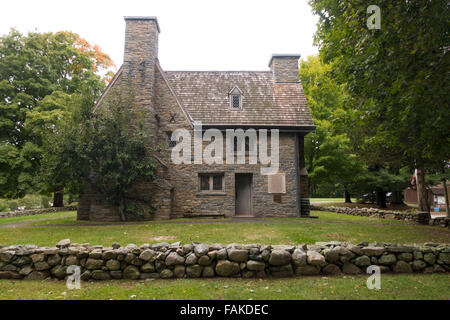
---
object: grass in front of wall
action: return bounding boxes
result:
[27,210,408,226]
[263,211,412,225]
[0,274,448,300]
[0,211,448,247]
[0,210,76,226]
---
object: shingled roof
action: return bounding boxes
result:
[164,70,314,130]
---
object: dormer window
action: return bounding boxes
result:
[232,95,240,109]
[229,86,243,110]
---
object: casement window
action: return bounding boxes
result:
[167,131,176,148]
[229,85,243,110]
[231,94,241,109]
[199,173,224,191]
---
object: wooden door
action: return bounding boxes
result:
[235,173,252,215]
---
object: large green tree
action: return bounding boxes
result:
[0,29,114,205]
[309,0,450,211]
[42,87,158,221]
[300,55,365,202]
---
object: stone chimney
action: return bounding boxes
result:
[122,16,160,121]
[268,54,301,83]
[124,16,160,65]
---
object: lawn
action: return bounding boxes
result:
[0,210,75,226]
[0,210,448,247]
[0,274,448,300]
[1,210,448,300]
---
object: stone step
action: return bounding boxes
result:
[183,213,225,219]
[232,215,256,221]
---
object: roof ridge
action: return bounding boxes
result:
[164,70,271,73]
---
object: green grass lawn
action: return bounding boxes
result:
[1,209,448,300]
[0,210,448,247]
[0,210,76,226]
[0,274,448,300]
[28,210,408,226]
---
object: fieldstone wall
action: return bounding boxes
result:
[0,239,448,280]
[310,205,444,225]
[0,206,76,219]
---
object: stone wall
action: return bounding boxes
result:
[0,239,448,280]
[165,133,302,218]
[310,205,442,225]
[0,206,76,219]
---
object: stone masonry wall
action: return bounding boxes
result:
[310,205,445,225]
[270,57,300,83]
[0,239,448,280]
[165,132,301,218]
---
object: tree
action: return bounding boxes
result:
[42,86,159,221]
[300,55,365,202]
[0,29,114,205]
[308,0,450,211]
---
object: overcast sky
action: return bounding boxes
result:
[0,0,319,71]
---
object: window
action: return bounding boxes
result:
[213,175,223,190]
[229,85,243,110]
[200,175,210,190]
[199,173,224,192]
[167,131,176,148]
[231,95,241,109]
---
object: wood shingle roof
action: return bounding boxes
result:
[164,70,314,130]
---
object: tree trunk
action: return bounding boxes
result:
[119,199,127,222]
[391,191,403,204]
[442,179,450,218]
[376,188,387,208]
[370,192,375,204]
[52,187,64,207]
[416,167,429,212]
[344,189,352,203]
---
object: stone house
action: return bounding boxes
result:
[77,16,315,221]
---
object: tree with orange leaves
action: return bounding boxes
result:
[0,28,115,206]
